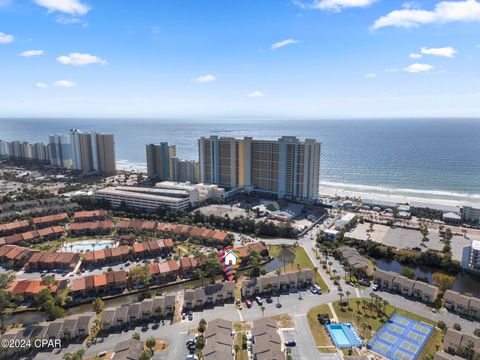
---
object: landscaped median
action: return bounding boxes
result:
[269,244,329,292]
[307,297,443,358]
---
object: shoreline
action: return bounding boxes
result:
[318,186,480,208]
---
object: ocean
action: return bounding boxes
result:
[1,118,479,204]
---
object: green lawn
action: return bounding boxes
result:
[306,304,337,352]
[269,245,329,292]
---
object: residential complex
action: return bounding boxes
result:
[70,129,116,174]
[198,135,321,200]
[1,129,115,174]
[146,142,200,183]
[0,140,50,163]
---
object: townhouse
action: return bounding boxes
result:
[0,226,63,246]
[0,244,36,267]
[444,290,480,320]
[157,222,231,245]
[131,238,174,259]
[7,279,64,301]
[179,256,198,277]
[112,338,144,360]
[101,294,176,330]
[73,209,108,222]
[0,219,30,237]
[68,220,113,236]
[242,269,314,298]
[443,328,480,355]
[251,318,285,360]
[237,242,268,263]
[116,220,156,234]
[183,281,235,310]
[70,269,126,298]
[203,318,234,360]
[337,246,374,278]
[32,213,68,229]
[146,259,180,282]
[26,252,80,271]
[0,312,96,354]
[374,269,440,304]
[433,352,464,360]
[82,245,130,266]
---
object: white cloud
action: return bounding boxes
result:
[0,32,14,44]
[57,52,107,66]
[409,53,423,59]
[385,68,399,72]
[247,91,265,97]
[34,82,48,88]
[421,46,457,57]
[192,74,216,83]
[372,0,480,30]
[403,63,434,73]
[33,0,89,15]
[56,15,87,26]
[295,0,377,11]
[53,80,76,88]
[271,39,299,50]
[365,73,377,78]
[20,50,44,57]
[402,1,422,9]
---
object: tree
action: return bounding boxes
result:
[453,323,462,331]
[345,291,351,304]
[432,273,456,292]
[198,319,207,333]
[154,306,163,320]
[63,349,85,360]
[437,321,447,331]
[139,350,152,360]
[474,328,480,337]
[196,335,205,350]
[132,331,140,340]
[313,266,318,284]
[400,267,416,279]
[146,337,157,352]
[260,305,265,317]
[92,297,104,314]
[339,292,344,306]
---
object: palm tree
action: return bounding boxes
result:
[146,337,156,353]
[346,290,351,305]
[355,299,361,313]
[339,292,344,306]
[328,261,333,272]
[260,305,265,317]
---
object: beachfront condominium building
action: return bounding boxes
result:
[170,157,200,183]
[70,129,116,174]
[49,134,73,168]
[198,136,321,200]
[0,140,49,162]
[146,143,177,180]
[96,133,116,174]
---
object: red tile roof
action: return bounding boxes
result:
[73,210,107,219]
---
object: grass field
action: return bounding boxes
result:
[269,245,329,292]
[306,304,337,352]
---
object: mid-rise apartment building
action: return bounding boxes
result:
[198,135,321,200]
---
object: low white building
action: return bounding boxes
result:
[335,212,357,230]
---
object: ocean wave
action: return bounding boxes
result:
[319,181,480,200]
[116,159,147,172]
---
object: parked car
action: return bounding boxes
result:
[372,284,379,291]
[245,299,252,308]
[188,313,193,321]
[309,286,317,294]
[314,284,322,294]
[285,340,296,347]
[265,297,273,303]
[255,296,263,305]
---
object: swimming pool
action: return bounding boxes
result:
[326,323,363,348]
[64,240,114,253]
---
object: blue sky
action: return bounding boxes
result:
[0,0,480,118]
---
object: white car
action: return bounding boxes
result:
[372,284,379,291]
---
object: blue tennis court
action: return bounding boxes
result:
[369,314,433,360]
